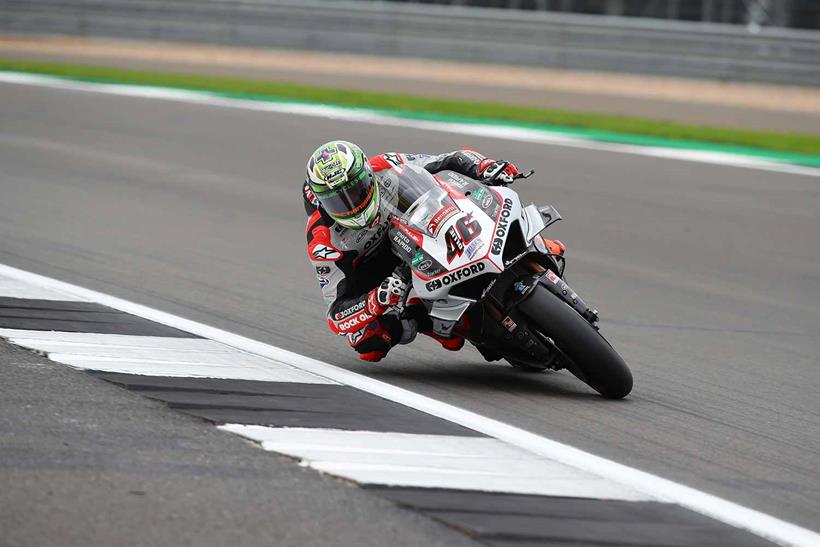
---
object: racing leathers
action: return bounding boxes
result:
[304,149,519,362]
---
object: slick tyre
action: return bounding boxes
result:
[519,286,632,399]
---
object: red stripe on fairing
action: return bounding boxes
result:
[391,218,424,246]
[434,175,468,201]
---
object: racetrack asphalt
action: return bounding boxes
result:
[1,80,819,538]
[0,338,478,547]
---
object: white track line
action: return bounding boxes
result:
[0,263,817,546]
[0,275,92,301]
[1,71,818,178]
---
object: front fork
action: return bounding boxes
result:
[524,258,599,326]
[469,255,598,366]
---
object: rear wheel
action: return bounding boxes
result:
[519,286,632,399]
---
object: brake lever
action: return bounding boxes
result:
[514,169,535,180]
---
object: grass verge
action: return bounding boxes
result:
[1,57,819,161]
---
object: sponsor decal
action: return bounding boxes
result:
[425,262,485,291]
[545,270,577,300]
[445,226,465,263]
[472,187,487,202]
[502,316,517,332]
[426,204,458,236]
[417,259,433,271]
[311,243,342,261]
[486,202,501,219]
[392,232,414,256]
[481,278,497,299]
[514,281,527,294]
[491,198,514,255]
[324,168,345,183]
[381,152,405,174]
[465,238,485,259]
[393,220,424,246]
[334,300,366,321]
[347,329,364,345]
[355,221,387,251]
[315,266,331,275]
[384,153,403,167]
[482,194,494,208]
[322,159,342,172]
[318,275,330,288]
[337,311,371,332]
[411,252,424,266]
[446,172,470,188]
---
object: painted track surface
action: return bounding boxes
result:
[1,81,818,533]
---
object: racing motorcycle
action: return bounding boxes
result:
[382,164,632,399]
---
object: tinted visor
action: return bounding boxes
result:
[317,167,375,219]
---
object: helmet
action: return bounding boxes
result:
[306,141,379,230]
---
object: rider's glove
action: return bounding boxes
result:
[366,275,407,316]
[478,159,520,185]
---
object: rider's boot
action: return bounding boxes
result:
[403,298,464,351]
[359,350,386,362]
[423,331,465,351]
[349,317,416,362]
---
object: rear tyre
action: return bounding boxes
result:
[519,286,632,399]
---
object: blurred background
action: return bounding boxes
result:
[2,0,818,134]
[1,0,818,85]
[362,0,819,29]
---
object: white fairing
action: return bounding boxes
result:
[385,167,556,334]
[411,179,543,305]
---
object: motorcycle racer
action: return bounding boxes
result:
[303,140,524,362]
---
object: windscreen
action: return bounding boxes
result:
[383,165,457,236]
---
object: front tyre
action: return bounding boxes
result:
[519,286,633,399]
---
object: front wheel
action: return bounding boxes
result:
[519,286,633,399]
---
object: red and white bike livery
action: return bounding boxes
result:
[383,165,633,399]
